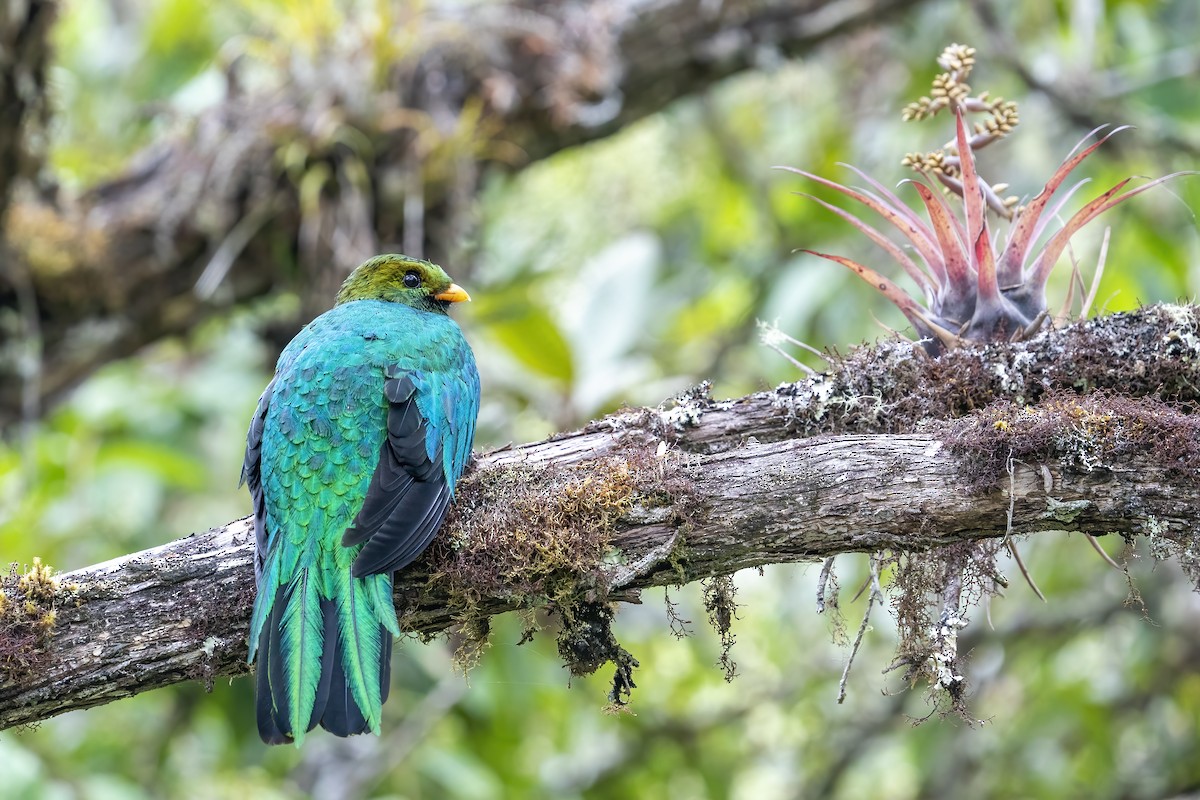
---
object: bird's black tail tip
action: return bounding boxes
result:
[253,595,394,744]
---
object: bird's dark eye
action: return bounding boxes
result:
[402,270,421,289]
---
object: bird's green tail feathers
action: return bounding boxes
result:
[250,545,399,746]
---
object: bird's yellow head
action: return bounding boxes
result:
[336,254,470,312]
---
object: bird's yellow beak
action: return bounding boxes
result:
[434,283,470,303]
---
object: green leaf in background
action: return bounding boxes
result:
[473,294,575,386]
[95,440,206,491]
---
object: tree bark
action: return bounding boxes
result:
[0,0,927,425]
[2,304,1198,730]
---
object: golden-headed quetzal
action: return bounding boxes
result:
[242,254,479,746]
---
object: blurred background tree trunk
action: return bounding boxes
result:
[0,0,924,426]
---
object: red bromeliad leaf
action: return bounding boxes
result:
[1029,177,1094,253]
[1025,178,1132,288]
[1027,171,1195,288]
[777,165,947,286]
[973,228,1000,304]
[796,192,936,302]
[952,108,1002,309]
[909,180,972,295]
[801,249,957,348]
[837,163,939,252]
[954,107,987,259]
[997,125,1132,286]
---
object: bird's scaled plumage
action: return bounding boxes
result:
[243,254,479,746]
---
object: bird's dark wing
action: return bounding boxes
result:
[241,379,276,583]
[343,374,451,577]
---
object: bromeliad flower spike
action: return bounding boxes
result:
[779,43,1193,354]
[242,254,480,746]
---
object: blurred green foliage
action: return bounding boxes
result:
[4,0,1200,797]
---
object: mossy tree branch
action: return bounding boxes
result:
[2,304,1199,730]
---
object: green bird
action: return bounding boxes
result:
[242,254,479,746]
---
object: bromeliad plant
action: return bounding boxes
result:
[780,44,1191,354]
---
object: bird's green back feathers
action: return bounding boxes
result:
[246,253,479,746]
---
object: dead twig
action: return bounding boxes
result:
[837,553,883,704]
